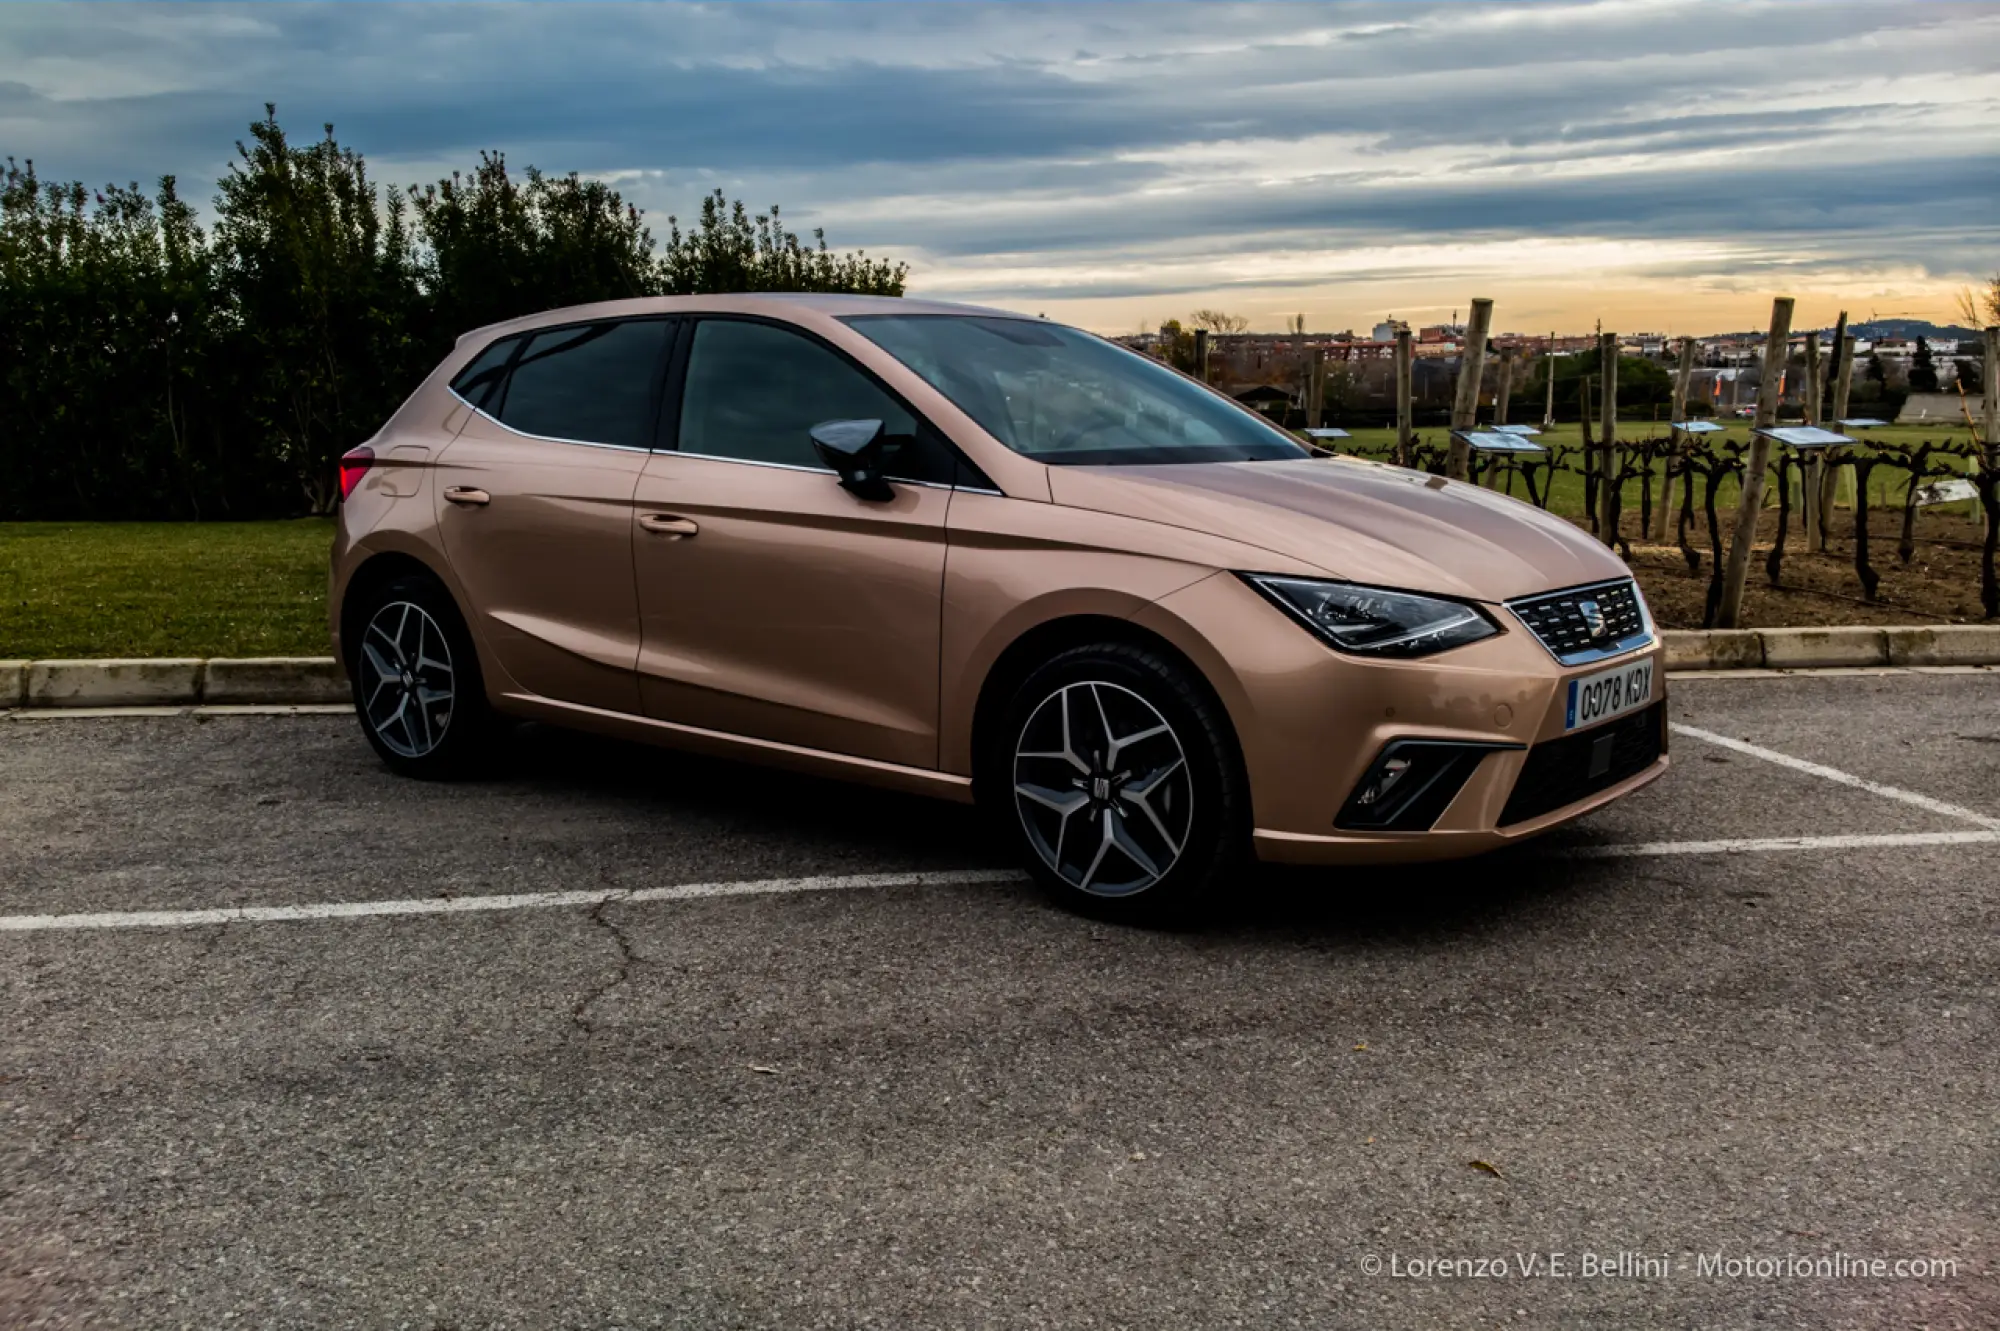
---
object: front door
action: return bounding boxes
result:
[434,317,675,714]
[632,317,958,769]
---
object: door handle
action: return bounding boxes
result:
[639,514,699,537]
[443,486,490,507]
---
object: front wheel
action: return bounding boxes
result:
[347,572,495,778]
[987,642,1249,926]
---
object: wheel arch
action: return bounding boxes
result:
[335,548,456,676]
[967,610,1249,801]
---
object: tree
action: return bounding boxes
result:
[1188,309,1249,334]
[211,107,420,512]
[1955,273,1999,329]
[658,190,904,296]
[0,159,254,519]
[1535,345,1672,417]
[1910,336,1938,392]
[0,106,911,520]
[409,151,656,350]
[1154,318,1196,371]
[1957,357,1983,394]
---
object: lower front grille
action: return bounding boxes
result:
[1499,702,1665,826]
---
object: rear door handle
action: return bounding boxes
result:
[443,486,490,507]
[639,514,699,537]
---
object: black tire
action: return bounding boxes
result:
[346,571,496,778]
[983,641,1250,926]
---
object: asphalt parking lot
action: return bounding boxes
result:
[4,671,1997,1330]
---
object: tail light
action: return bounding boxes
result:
[338,446,375,502]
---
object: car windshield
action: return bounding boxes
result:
[840,314,1310,466]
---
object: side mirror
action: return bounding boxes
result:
[809,419,895,502]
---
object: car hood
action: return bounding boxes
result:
[1046,455,1629,603]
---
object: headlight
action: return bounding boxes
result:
[1242,575,1499,658]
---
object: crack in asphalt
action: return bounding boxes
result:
[570,896,637,1039]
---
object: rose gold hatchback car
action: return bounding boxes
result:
[331,294,1666,922]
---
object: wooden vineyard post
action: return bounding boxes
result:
[1447,298,1493,481]
[1801,331,1822,550]
[1984,328,1998,536]
[1580,374,1599,533]
[1487,352,1515,489]
[1542,349,1556,429]
[1394,329,1414,467]
[1305,347,1325,431]
[1657,336,1695,540]
[1597,331,1619,546]
[1718,297,1794,628]
[1819,316,1851,540]
[1981,326,1998,615]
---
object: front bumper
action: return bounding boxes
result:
[1132,571,1670,865]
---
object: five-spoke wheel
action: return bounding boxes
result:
[347,572,492,777]
[358,600,456,759]
[1013,681,1192,896]
[992,641,1248,924]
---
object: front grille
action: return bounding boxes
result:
[1507,579,1650,665]
[1499,702,1665,826]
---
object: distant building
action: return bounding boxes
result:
[1229,383,1295,416]
[1371,318,1411,342]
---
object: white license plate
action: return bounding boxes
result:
[1565,658,1654,732]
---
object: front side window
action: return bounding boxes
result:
[494,319,673,449]
[841,314,1309,466]
[677,318,957,484]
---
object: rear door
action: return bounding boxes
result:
[434,317,676,714]
[631,316,966,768]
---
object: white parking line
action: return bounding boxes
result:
[4,830,1997,933]
[1669,723,2000,831]
[1561,830,2000,858]
[0,869,1027,934]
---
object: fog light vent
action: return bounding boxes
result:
[1336,740,1519,832]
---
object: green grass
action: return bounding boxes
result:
[0,520,334,659]
[1326,421,1988,521]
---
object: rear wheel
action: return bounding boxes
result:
[988,642,1249,926]
[348,572,494,778]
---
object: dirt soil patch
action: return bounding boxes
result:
[1578,506,1994,628]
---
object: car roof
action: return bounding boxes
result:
[453,292,1037,345]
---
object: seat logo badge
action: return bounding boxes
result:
[1579,599,1608,639]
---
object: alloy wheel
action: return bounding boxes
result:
[358,600,456,759]
[1013,680,1193,896]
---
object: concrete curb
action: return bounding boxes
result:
[1663,625,2000,671]
[11,657,350,708]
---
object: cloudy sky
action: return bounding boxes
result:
[4,1,1997,334]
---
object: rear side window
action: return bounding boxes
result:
[677,318,957,484]
[449,335,520,412]
[494,319,673,449]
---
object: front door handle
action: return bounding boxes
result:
[639,514,699,537]
[443,486,490,507]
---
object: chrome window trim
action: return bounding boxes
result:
[446,396,1000,493]
[669,448,994,494]
[1503,577,1655,667]
[448,388,655,454]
